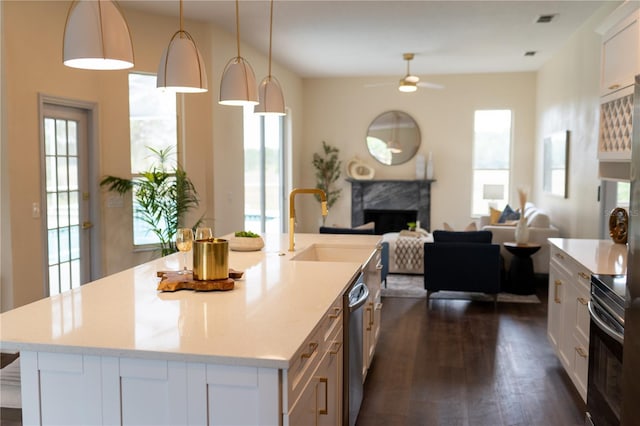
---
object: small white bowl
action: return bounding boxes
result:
[229,236,265,251]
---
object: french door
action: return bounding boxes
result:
[41,103,92,296]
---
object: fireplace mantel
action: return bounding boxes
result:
[348,178,435,232]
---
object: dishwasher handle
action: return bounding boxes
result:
[348,282,370,312]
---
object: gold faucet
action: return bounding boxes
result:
[289,188,328,251]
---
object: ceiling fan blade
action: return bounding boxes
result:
[364,82,395,88]
[417,81,445,90]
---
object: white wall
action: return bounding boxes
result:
[535,2,620,238]
[299,72,537,233]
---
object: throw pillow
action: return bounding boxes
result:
[498,204,520,223]
[489,207,502,224]
[443,222,477,231]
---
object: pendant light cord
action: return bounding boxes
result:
[235,0,241,58]
[268,0,274,77]
[179,0,184,34]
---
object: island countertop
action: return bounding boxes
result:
[0,233,381,369]
[548,238,628,275]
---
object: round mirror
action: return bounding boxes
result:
[366,110,421,165]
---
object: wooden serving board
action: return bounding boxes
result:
[156,271,236,292]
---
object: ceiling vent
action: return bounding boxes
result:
[536,14,556,23]
[524,51,537,56]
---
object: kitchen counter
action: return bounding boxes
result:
[548,238,628,275]
[0,233,380,369]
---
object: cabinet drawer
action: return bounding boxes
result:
[572,333,589,402]
[575,286,590,341]
[287,320,325,411]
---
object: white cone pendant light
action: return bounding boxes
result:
[157,0,208,93]
[219,0,258,106]
[63,0,134,70]
[255,0,285,115]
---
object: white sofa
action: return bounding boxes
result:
[478,203,559,274]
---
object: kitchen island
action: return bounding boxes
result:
[0,233,381,425]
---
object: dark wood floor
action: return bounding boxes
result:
[356,280,586,426]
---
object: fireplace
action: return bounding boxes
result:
[348,178,434,232]
[364,209,418,235]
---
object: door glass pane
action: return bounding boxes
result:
[44,112,85,296]
[56,119,67,155]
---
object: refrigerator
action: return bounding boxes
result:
[621,75,640,424]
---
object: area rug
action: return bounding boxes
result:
[381,274,540,303]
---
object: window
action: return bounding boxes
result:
[471,110,513,216]
[128,73,177,245]
[243,107,286,234]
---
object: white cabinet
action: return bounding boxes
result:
[601,10,640,98]
[362,244,382,381]
[547,245,591,402]
[285,293,344,426]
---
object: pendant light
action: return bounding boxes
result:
[157,0,208,93]
[63,0,134,70]
[254,0,285,115]
[219,0,258,106]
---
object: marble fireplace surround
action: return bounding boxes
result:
[348,178,435,233]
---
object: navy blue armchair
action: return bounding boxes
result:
[423,230,502,305]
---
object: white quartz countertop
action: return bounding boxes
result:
[548,238,628,275]
[0,233,380,369]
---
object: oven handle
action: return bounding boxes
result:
[588,301,624,344]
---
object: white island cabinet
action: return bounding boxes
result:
[547,238,627,401]
[0,233,381,426]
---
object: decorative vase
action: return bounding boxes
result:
[514,217,529,245]
[426,152,434,180]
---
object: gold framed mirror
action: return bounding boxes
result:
[366,110,421,165]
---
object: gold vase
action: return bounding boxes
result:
[193,238,229,280]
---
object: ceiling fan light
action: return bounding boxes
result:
[63,0,134,70]
[404,75,420,84]
[219,56,259,106]
[398,80,417,92]
[255,76,285,115]
[157,32,208,93]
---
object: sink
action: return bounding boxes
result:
[290,244,372,263]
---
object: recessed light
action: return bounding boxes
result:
[524,51,537,57]
[536,14,556,23]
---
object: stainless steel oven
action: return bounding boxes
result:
[586,274,625,426]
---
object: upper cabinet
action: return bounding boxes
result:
[597,3,640,177]
[600,10,640,99]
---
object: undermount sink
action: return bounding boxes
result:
[290,244,372,263]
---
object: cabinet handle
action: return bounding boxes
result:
[329,341,342,355]
[318,377,329,415]
[301,342,318,359]
[554,280,562,303]
[376,263,383,270]
[555,253,565,260]
[575,347,588,358]
[608,84,621,90]
[328,307,342,319]
[366,306,373,331]
[577,297,588,306]
[375,302,383,310]
[578,272,590,280]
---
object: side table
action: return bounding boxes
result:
[503,242,541,295]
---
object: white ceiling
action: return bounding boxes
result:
[121,0,609,79]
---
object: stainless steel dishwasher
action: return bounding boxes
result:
[343,273,369,426]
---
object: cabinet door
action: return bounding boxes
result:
[318,337,343,426]
[286,378,318,426]
[547,264,565,353]
[601,11,640,96]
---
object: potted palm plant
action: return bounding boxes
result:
[100,147,201,256]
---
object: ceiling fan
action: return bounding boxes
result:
[365,53,444,92]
